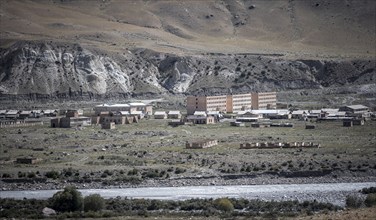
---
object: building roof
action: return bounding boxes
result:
[43,110,57,114]
[292,110,308,115]
[327,112,346,117]
[194,111,207,116]
[237,111,260,116]
[6,110,18,114]
[130,111,143,115]
[20,111,32,114]
[0,110,7,114]
[168,111,181,115]
[118,111,130,115]
[321,108,339,113]
[32,110,42,113]
[251,109,290,114]
[96,104,111,107]
[187,115,208,120]
[129,103,146,107]
[207,111,220,115]
[111,104,130,107]
[154,111,167,115]
[309,110,322,114]
[345,105,368,110]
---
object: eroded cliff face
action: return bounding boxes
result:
[0,42,375,99]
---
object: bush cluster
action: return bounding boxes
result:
[1,192,342,219]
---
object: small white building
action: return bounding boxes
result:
[236,111,262,122]
[168,111,182,119]
[154,111,167,119]
[5,110,19,119]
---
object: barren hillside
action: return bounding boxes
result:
[0,0,375,105]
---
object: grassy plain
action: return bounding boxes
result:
[0,118,375,187]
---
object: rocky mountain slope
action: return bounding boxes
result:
[1,41,374,99]
[0,0,375,104]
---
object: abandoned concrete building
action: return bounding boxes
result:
[94,103,153,116]
[236,111,262,122]
[186,139,218,149]
[154,111,167,119]
[16,157,38,164]
[167,111,182,119]
[50,110,91,128]
[185,115,216,124]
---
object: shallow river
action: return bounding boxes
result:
[1,182,375,207]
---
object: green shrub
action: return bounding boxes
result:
[214,198,234,212]
[365,193,376,207]
[49,186,83,212]
[45,171,60,179]
[361,187,376,194]
[27,172,36,178]
[2,173,11,178]
[345,195,364,208]
[84,194,105,212]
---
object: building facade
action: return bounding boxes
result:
[186,92,276,114]
[251,92,277,110]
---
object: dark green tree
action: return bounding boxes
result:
[49,186,83,212]
[84,194,105,212]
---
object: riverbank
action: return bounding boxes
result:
[2,170,376,191]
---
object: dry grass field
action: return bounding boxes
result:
[1,118,375,188]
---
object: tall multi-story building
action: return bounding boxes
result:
[251,92,277,110]
[186,92,276,115]
[186,95,228,114]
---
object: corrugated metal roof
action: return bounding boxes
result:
[118,111,130,115]
[6,110,18,114]
[129,103,146,107]
[194,111,206,116]
[154,111,167,115]
[168,111,181,115]
[111,104,130,107]
[346,105,368,110]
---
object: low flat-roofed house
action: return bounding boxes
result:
[308,110,322,119]
[154,111,167,119]
[186,115,215,124]
[339,105,369,114]
[118,111,130,116]
[16,157,38,164]
[101,115,126,125]
[129,103,153,115]
[0,110,7,119]
[32,110,42,118]
[186,139,218,149]
[236,111,261,122]
[94,104,112,115]
[43,110,58,117]
[5,110,19,119]
[339,105,370,118]
[250,109,291,119]
[18,111,32,119]
[207,111,222,122]
[60,116,92,128]
[193,111,207,117]
[291,110,308,120]
[66,110,79,118]
[167,111,181,119]
[326,111,346,118]
[130,110,144,119]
